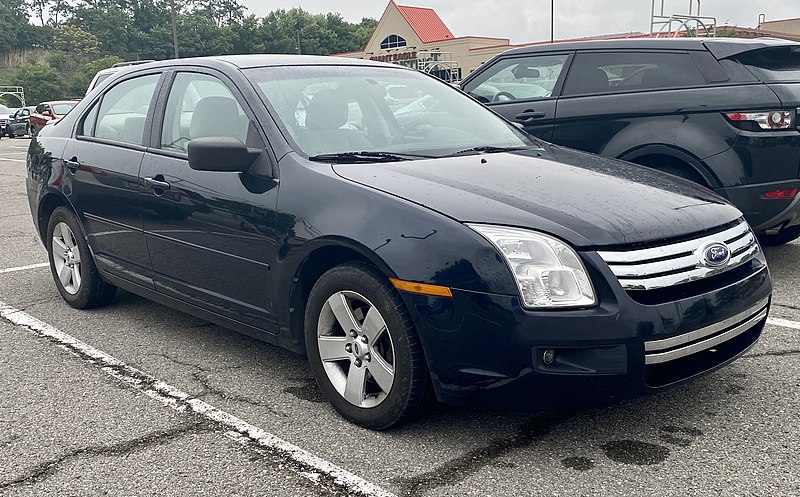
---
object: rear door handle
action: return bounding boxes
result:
[515,110,547,122]
[144,176,171,191]
[65,157,80,173]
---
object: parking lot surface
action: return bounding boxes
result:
[1,137,799,496]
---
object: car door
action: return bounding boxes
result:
[139,69,280,330]
[11,108,30,134]
[60,71,165,288]
[460,52,572,141]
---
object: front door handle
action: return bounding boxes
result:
[65,157,80,173]
[515,110,547,122]
[144,176,171,191]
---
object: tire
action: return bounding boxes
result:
[757,226,800,246]
[7,128,14,138]
[46,207,117,309]
[305,262,432,430]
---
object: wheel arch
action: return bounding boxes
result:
[618,145,721,189]
[283,239,398,355]
[36,190,77,244]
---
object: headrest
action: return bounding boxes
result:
[190,96,241,139]
[305,89,348,130]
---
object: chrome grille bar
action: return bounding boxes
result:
[598,221,759,291]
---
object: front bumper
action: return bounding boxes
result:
[404,251,771,411]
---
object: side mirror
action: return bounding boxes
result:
[187,136,261,172]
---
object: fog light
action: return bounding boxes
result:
[542,349,556,365]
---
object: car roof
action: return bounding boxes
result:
[139,54,391,71]
[497,37,799,59]
[41,100,80,105]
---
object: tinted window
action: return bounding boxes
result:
[160,72,248,154]
[562,51,706,96]
[92,74,160,145]
[734,46,800,83]
[79,102,100,137]
[464,54,569,103]
[52,103,76,115]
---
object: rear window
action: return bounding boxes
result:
[733,46,800,82]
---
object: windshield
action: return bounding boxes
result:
[246,65,536,159]
[734,46,800,82]
[52,103,76,115]
[0,105,9,114]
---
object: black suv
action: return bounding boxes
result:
[460,38,800,244]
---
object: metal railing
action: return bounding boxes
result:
[0,86,25,107]
[651,0,717,38]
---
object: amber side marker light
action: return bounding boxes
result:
[389,278,453,298]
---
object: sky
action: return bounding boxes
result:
[240,0,799,44]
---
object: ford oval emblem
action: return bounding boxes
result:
[699,242,730,268]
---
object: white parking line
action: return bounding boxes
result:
[0,157,26,163]
[0,262,49,274]
[0,301,395,497]
[766,317,800,330]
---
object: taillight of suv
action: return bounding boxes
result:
[724,110,795,131]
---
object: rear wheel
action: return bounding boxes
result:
[305,262,432,430]
[758,226,800,246]
[46,207,117,309]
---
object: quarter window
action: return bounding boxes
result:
[380,35,407,50]
[463,54,569,104]
[562,51,706,96]
[90,74,160,145]
[160,72,249,154]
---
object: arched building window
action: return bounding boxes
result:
[380,35,407,50]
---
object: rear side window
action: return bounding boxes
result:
[733,46,800,82]
[91,74,160,145]
[562,51,706,96]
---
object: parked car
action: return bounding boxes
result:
[27,55,771,429]
[5,106,36,137]
[29,100,79,136]
[86,60,156,95]
[460,38,800,245]
[0,104,12,138]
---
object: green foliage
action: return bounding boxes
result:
[715,28,740,38]
[1,1,378,104]
[9,64,66,103]
[53,26,102,58]
[69,55,124,95]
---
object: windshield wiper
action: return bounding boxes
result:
[448,145,529,156]
[308,151,436,163]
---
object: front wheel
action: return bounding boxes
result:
[46,207,117,308]
[305,263,432,430]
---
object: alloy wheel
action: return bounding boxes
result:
[51,222,82,294]
[316,290,395,408]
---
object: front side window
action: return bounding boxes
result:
[160,72,249,154]
[52,103,76,115]
[463,54,569,103]
[90,74,160,145]
[562,51,706,96]
[380,35,407,50]
[248,65,535,158]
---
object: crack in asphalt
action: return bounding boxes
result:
[745,348,800,358]
[156,353,287,417]
[0,423,211,490]
[772,302,800,312]
[395,414,570,496]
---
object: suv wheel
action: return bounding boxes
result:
[46,207,117,308]
[305,262,432,430]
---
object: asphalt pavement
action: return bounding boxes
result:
[0,137,798,496]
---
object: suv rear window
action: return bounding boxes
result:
[733,46,800,82]
[562,51,706,96]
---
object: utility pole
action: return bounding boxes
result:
[295,20,302,54]
[550,0,554,43]
[170,0,180,59]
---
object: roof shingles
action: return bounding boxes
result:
[395,2,454,43]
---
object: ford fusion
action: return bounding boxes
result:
[26,56,771,429]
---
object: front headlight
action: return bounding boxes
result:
[469,224,596,309]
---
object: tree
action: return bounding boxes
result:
[53,25,101,59]
[9,64,66,103]
[69,54,123,94]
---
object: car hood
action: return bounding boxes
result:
[332,146,743,248]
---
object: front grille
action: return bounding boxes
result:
[597,221,758,291]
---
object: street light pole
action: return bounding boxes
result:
[550,0,554,43]
[170,0,179,59]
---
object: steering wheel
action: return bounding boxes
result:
[492,91,516,103]
[391,118,436,145]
